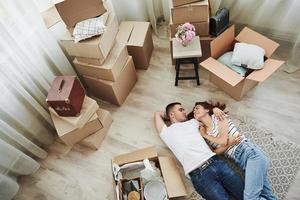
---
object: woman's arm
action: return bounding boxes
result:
[213,134,242,155]
[199,120,230,146]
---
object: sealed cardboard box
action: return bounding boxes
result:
[200,25,284,100]
[50,110,103,146]
[170,21,209,37]
[80,108,113,150]
[73,43,129,81]
[76,56,105,66]
[83,56,137,106]
[170,0,209,24]
[170,15,209,37]
[55,0,106,29]
[118,21,154,69]
[49,96,99,128]
[172,0,202,7]
[112,147,187,200]
[60,13,118,59]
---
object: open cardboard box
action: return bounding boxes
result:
[112,147,187,200]
[118,21,154,69]
[169,0,209,24]
[56,0,118,59]
[200,25,285,100]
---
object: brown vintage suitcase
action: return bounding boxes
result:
[46,76,85,116]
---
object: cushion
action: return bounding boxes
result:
[231,42,265,70]
[73,12,109,43]
[218,51,249,76]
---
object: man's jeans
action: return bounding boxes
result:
[233,141,277,200]
[190,155,244,200]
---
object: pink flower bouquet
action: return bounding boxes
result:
[175,22,196,46]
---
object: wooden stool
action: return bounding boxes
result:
[172,36,202,86]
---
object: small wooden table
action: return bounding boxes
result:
[172,36,202,86]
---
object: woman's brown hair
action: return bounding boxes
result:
[187,101,226,120]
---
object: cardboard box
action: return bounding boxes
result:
[200,25,284,100]
[76,56,105,66]
[112,147,187,200]
[60,13,119,59]
[80,108,113,150]
[49,96,99,128]
[83,56,137,106]
[170,0,209,24]
[50,110,103,146]
[172,0,202,7]
[170,21,209,38]
[73,43,129,81]
[55,0,106,28]
[118,21,154,69]
[170,36,215,65]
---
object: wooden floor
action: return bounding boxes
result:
[15,28,300,200]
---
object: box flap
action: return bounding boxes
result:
[55,0,106,28]
[128,22,150,47]
[201,57,244,86]
[159,157,187,198]
[246,59,284,82]
[211,25,235,59]
[113,146,158,166]
[235,27,280,58]
[117,21,134,45]
[42,6,61,28]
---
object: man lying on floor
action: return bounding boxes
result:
[154,102,244,200]
[155,102,277,200]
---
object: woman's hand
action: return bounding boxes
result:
[228,134,242,145]
[212,107,226,121]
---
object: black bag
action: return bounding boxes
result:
[209,8,230,37]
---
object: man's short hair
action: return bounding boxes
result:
[165,102,181,118]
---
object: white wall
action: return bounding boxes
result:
[221,0,300,41]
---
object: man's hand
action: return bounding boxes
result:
[199,126,207,137]
[154,111,168,134]
[212,107,226,121]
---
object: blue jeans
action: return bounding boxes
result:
[233,141,277,200]
[190,155,244,200]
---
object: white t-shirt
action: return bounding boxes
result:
[160,119,215,175]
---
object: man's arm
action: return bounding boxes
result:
[154,111,167,134]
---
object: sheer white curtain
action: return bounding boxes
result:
[215,0,300,73]
[110,0,170,35]
[0,0,75,199]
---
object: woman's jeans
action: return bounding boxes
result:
[190,155,244,200]
[233,141,277,200]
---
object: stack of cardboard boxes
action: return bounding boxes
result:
[54,0,154,106]
[169,0,215,64]
[49,95,113,150]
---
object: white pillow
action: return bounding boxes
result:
[231,42,265,70]
[73,12,109,43]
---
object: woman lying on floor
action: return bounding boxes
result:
[188,101,277,200]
